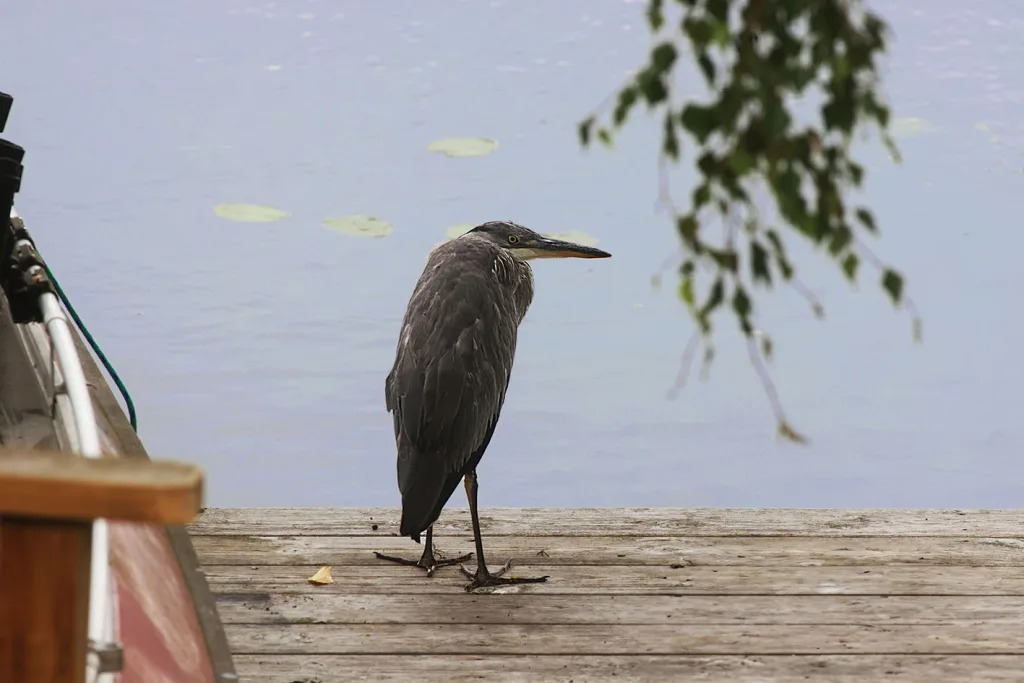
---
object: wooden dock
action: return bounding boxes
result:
[190,507,1024,682]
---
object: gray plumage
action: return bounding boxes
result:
[386,231,534,538]
[379,220,610,588]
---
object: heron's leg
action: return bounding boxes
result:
[459,470,549,591]
[374,526,473,577]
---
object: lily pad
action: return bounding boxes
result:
[426,137,499,158]
[322,215,394,238]
[890,117,939,138]
[445,224,476,239]
[544,230,600,247]
[213,203,291,223]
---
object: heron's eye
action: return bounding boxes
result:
[507,235,519,244]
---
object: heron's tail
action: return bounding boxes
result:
[397,448,449,541]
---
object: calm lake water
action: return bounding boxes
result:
[2,1,1022,508]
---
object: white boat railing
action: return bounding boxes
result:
[9,207,119,682]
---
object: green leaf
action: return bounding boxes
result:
[827,226,852,255]
[696,151,718,176]
[700,277,725,319]
[776,257,794,280]
[612,87,638,127]
[680,104,716,143]
[682,17,714,48]
[764,229,795,280]
[679,275,695,307]
[639,72,669,106]
[676,214,700,245]
[578,117,595,147]
[855,207,877,232]
[650,43,678,72]
[708,247,738,273]
[750,241,771,285]
[727,148,755,176]
[848,161,864,186]
[662,113,680,160]
[841,253,859,281]
[706,0,729,23]
[882,269,903,304]
[697,53,716,84]
[710,21,730,47]
[732,286,753,335]
[692,183,711,209]
[645,0,665,32]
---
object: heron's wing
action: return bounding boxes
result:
[384,240,533,538]
[387,239,526,474]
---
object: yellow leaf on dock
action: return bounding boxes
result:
[307,566,334,585]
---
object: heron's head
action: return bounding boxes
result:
[465,221,611,261]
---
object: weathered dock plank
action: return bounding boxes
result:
[231,654,1024,683]
[227,622,1024,655]
[193,534,1024,566]
[191,508,1024,682]
[214,593,1024,626]
[190,507,1024,537]
[202,564,1024,595]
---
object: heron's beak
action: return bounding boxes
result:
[526,236,612,259]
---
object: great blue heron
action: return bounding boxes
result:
[374,220,611,590]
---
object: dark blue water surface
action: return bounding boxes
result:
[2,1,1022,507]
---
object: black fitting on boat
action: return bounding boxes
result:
[2,216,55,323]
[1,90,53,323]
[0,90,21,219]
[0,91,12,133]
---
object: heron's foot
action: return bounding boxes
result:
[459,559,550,591]
[374,550,473,577]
